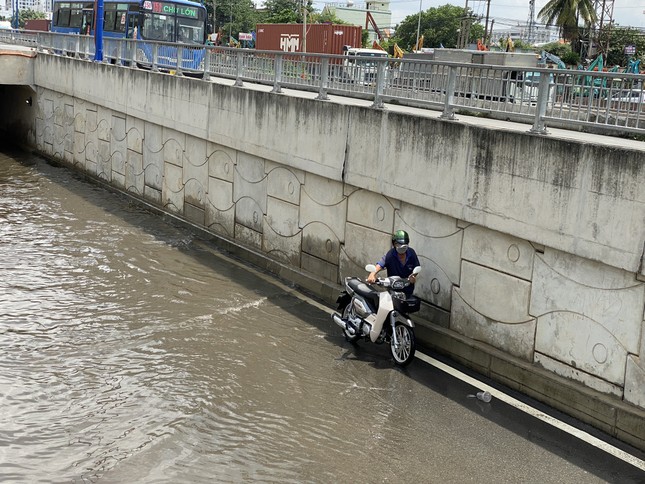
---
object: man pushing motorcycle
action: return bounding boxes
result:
[331,229,422,365]
[367,230,420,295]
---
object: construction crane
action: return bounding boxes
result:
[365,11,382,41]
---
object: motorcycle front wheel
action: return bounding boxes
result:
[341,303,360,344]
[390,322,416,366]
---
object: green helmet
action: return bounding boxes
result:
[391,230,410,246]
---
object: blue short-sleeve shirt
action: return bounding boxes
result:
[377,247,420,295]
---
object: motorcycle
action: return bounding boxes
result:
[331,264,422,366]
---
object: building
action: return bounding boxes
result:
[491,22,560,46]
[321,1,392,43]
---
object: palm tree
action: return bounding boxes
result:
[538,0,596,49]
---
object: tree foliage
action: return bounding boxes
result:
[599,26,645,67]
[538,0,596,49]
[19,9,45,28]
[393,4,485,51]
[209,0,257,43]
[260,0,311,24]
[541,41,580,66]
[308,8,346,25]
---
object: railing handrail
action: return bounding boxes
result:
[2,29,645,138]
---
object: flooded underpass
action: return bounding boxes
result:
[1,149,644,483]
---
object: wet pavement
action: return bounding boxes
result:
[1,148,644,483]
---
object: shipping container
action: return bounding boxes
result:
[24,19,51,32]
[255,23,362,56]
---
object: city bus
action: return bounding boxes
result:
[51,0,208,71]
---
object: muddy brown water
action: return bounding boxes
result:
[1,150,639,483]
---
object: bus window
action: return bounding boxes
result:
[126,13,138,38]
[70,5,83,28]
[104,7,118,31]
[56,4,72,27]
[80,10,93,34]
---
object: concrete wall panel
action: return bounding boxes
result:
[535,352,623,397]
[458,260,532,324]
[462,225,534,281]
[393,205,463,309]
[111,115,126,176]
[451,288,536,360]
[206,177,234,236]
[183,136,208,207]
[262,218,301,266]
[125,150,144,195]
[535,312,627,385]
[162,129,184,168]
[234,153,267,232]
[266,161,304,205]
[207,144,236,182]
[126,116,143,154]
[266,196,300,237]
[163,162,184,214]
[300,176,346,244]
[346,190,395,233]
[530,250,644,355]
[625,356,645,407]
[302,222,341,266]
[340,223,391,279]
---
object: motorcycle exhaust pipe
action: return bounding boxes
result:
[331,312,346,329]
[331,312,355,335]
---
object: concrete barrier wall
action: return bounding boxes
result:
[20,54,645,448]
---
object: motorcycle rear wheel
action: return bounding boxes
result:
[390,323,416,366]
[341,303,360,343]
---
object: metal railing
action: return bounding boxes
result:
[2,29,645,137]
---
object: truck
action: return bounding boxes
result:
[340,46,389,85]
[395,48,549,104]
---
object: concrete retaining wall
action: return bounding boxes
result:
[6,54,645,449]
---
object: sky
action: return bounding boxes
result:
[311,0,645,32]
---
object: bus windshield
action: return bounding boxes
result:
[140,0,205,43]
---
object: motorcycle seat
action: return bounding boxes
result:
[347,278,380,309]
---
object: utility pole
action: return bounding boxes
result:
[483,0,491,45]
[457,0,470,49]
[415,0,422,52]
[302,0,307,53]
[11,0,19,29]
[212,0,216,41]
[527,0,535,44]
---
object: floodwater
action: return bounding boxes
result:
[1,149,643,483]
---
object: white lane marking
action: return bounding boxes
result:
[196,241,645,471]
[415,351,645,472]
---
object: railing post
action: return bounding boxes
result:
[272,54,283,93]
[371,59,386,109]
[176,46,184,76]
[316,57,329,100]
[74,35,80,59]
[152,43,159,72]
[202,46,211,81]
[234,50,244,87]
[529,71,551,135]
[440,65,458,120]
[130,39,138,68]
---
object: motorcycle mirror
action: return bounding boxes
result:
[365,264,377,273]
[412,266,422,275]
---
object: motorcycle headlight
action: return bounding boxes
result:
[391,280,407,291]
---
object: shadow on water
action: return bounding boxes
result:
[7,147,645,483]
